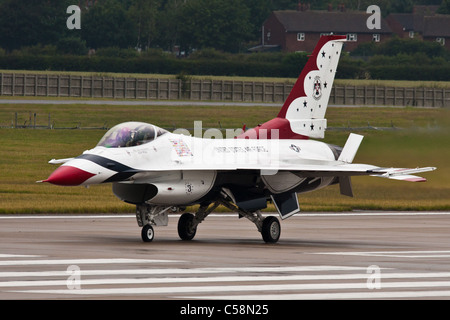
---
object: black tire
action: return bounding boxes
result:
[177,213,197,241]
[141,224,154,242]
[261,216,281,243]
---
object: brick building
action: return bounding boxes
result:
[386,6,450,51]
[422,15,450,50]
[260,9,393,52]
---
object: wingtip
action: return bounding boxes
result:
[404,177,427,182]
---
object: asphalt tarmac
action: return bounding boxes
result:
[1,212,450,300]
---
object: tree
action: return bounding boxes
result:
[178,0,253,53]
[56,37,88,55]
[81,0,135,49]
[437,0,450,14]
[243,0,272,39]
[128,0,160,50]
[0,0,73,51]
[153,0,186,52]
[377,37,446,58]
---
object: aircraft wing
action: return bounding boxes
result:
[131,160,435,181]
[369,166,436,182]
[209,163,435,182]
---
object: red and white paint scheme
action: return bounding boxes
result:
[41,36,436,243]
[238,34,345,140]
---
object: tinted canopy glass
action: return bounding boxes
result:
[97,122,167,148]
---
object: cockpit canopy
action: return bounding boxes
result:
[97,122,167,148]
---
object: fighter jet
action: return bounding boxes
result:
[41,35,435,243]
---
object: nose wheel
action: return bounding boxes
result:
[141,224,155,242]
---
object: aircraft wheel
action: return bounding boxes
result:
[261,216,281,243]
[141,224,154,242]
[178,213,197,241]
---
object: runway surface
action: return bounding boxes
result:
[0,211,450,300]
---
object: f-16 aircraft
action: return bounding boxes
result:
[41,35,435,243]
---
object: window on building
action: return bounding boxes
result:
[372,34,380,42]
[346,33,357,42]
[436,37,445,46]
[409,31,415,38]
[297,33,305,41]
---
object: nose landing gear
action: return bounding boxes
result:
[141,224,154,242]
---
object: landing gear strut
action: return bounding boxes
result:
[136,197,282,243]
[217,197,281,243]
[136,204,171,242]
[177,202,221,241]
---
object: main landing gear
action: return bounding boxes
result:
[261,216,281,243]
[135,199,281,243]
[177,213,197,241]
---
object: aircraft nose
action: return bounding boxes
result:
[43,165,96,186]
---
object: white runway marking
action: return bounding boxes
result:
[315,250,450,258]
[14,281,450,296]
[0,254,43,258]
[0,258,182,266]
[0,215,133,220]
[3,272,450,288]
[189,290,450,300]
[0,265,369,278]
[3,251,450,299]
[0,211,449,220]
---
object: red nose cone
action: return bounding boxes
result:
[43,166,95,186]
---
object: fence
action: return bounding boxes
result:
[331,85,449,108]
[5,111,401,131]
[1,73,449,107]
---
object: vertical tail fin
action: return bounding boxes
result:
[279,35,346,139]
[337,133,364,197]
[238,35,346,140]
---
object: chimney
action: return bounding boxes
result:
[297,2,310,11]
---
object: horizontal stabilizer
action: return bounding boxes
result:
[370,167,436,182]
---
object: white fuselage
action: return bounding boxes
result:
[60,132,337,205]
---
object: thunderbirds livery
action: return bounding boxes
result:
[41,35,435,243]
